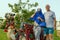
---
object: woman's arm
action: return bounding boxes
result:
[38,17,44,22]
[31,12,36,18]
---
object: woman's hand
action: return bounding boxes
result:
[38,17,44,22]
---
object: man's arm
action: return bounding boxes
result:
[53,12,56,30]
[54,18,56,30]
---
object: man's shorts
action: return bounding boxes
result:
[43,27,54,36]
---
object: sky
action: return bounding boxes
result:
[0,0,60,21]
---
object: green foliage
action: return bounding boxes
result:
[8,0,38,28]
[34,2,38,7]
[8,3,13,8]
[0,20,6,29]
[22,9,35,23]
[15,13,20,28]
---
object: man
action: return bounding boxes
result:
[44,4,56,40]
[30,8,46,40]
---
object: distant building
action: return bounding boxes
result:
[56,21,60,37]
[56,21,60,30]
[0,17,3,22]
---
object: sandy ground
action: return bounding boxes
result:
[19,37,26,40]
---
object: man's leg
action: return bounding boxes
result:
[46,34,49,40]
[48,28,54,40]
[43,28,49,40]
[49,34,53,40]
[44,35,46,40]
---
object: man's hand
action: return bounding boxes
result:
[54,25,56,30]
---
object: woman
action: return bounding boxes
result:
[30,8,46,40]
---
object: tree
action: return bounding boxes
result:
[0,20,6,29]
[8,0,38,28]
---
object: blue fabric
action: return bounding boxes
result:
[30,9,46,27]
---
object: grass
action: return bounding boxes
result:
[0,29,9,40]
[0,29,25,40]
[53,30,60,40]
[0,29,60,40]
